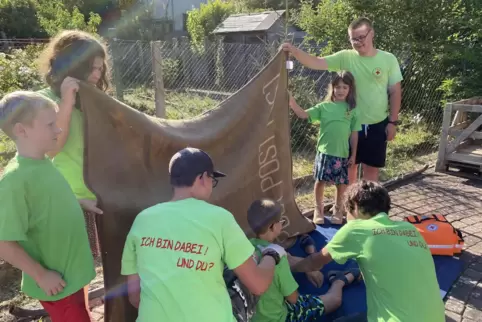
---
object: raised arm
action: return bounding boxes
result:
[289,93,309,119]
[282,43,329,70]
[47,77,79,158]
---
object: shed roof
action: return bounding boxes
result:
[213,10,286,34]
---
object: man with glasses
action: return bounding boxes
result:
[282,17,403,183]
[120,147,287,321]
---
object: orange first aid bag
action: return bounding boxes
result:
[404,214,464,256]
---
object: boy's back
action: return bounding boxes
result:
[0,156,95,301]
[326,213,445,321]
[121,198,254,322]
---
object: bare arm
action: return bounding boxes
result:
[0,241,66,296]
[285,289,299,305]
[287,253,304,267]
[289,94,309,119]
[0,241,45,281]
[290,247,333,273]
[126,274,141,308]
[285,45,328,70]
[349,131,358,162]
[47,77,79,158]
[234,255,276,296]
[388,82,402,121]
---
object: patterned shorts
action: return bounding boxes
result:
[313,152,349,185]
[286,294,325,322]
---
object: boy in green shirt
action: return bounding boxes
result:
[247,198,361,322]
[121,147,286,322]
[291,181,445,322]
[0,91,96,322]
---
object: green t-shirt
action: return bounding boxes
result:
[0,155,95,301]
[307,101,361,158]
[325,49,403,125]
[121,198,255,322]
[250,238,298,322]
[326,213,445,322]
[37,88,96,200]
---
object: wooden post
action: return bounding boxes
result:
[151,41,166,118]
[435,103,453,172]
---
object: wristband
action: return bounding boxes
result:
[262,249,281,265]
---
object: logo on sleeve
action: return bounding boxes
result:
[372,67,382,78]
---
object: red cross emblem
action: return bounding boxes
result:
[373,68,382,77]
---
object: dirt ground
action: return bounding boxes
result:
[0,260,104,322]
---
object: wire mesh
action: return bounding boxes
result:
[0,38,447,209]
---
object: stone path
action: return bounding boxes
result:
[89,170,482,322]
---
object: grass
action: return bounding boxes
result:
[292,124,440,210]
[0,89,440,212]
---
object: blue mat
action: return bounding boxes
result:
[287,219,464,321]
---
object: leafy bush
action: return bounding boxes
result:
[0,0,47,38]
[162,58,181,89]
[0,47,44,98]
[187,0,237,50]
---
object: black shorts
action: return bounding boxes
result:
[349,118,388,168]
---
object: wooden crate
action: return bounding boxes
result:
[435,97,482,178]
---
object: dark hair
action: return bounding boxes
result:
[349,17,373,30]
[343,180,391,217]
[247,199,282,235]
[170,174,199,188]
[38,30,111,97]
[324,71,357,110]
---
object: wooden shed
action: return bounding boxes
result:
[436,97,482,178]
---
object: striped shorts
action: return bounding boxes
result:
[286,294,325,321]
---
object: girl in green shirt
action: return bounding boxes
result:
[289,71,361,225]
[37,30,111,259]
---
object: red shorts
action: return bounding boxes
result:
[39,288,92,322]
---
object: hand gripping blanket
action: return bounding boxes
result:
[80,50,314,322]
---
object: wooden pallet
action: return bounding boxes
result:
[436,98,482,179]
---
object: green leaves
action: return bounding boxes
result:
[187,0,236,50]
[36,0,101,36]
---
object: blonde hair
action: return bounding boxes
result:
[0,91,58,139]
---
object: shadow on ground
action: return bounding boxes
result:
[388,170,482,321]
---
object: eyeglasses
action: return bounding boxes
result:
[208,174,219,188]
[349,29,371,43]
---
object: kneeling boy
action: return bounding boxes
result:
[247,199,360,322]
[291,180,445,322]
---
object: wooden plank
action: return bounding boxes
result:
[448,121,471,133]
[446,113,482,155]
[446,145,482,166]
[451,110,463,127]
[449,129,482,140]
[452,104,482,113]
[447,152,482,166]
[436,103,453,171]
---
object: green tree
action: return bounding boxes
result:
[186,0,237,49]
[36,0,102,36]
[0,0,47,38]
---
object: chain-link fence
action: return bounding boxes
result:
[0,38,446,209]
[108,39,445,209]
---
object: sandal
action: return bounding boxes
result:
[313,205,325,225]
[331,205,344,225]
[327,268,362,286]
[300,234,316,254]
